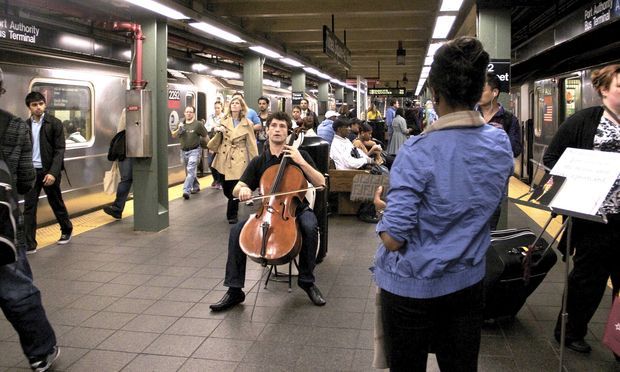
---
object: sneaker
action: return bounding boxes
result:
[191,188,200,194]
[57,232,72,245]
[30,346,60,372]
[103,206,122,219]
[183,193,190,200]
[26,247,37,255]
[216,184,223,190]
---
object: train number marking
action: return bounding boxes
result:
[168,89,181,100]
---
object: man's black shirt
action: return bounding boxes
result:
[239,147,317,192]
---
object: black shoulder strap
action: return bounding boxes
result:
[502,110,514,133]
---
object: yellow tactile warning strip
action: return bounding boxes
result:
[35,175,214,249]
[508,176,564,238]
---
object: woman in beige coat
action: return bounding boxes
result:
[208,96,259,223]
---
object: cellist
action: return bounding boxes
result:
[210,111,327,312]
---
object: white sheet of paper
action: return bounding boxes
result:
[549,148,620,216]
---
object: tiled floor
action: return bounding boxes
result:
[1,186,618,371]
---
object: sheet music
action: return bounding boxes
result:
[549,148,620,216]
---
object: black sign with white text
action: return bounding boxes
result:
[487,59,511,93]
[368,88,406,97]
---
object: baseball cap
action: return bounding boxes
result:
[324,110,338,119]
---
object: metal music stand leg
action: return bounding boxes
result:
[558,216,572,372]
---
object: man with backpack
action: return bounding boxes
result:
[0,67,59,371]
[103,109,132,219]
[476,72,523,230]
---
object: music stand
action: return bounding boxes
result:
[537,148,620,372]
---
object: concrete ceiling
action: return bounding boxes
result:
[5,0,477,91]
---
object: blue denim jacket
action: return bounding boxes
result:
[372,112,513,299]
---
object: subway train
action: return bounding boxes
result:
[0,43,315,225]
[509,3,620,184]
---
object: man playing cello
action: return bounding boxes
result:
[210,111,327,312]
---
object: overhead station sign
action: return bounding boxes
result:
[368,88,406,97]
[323,25,351,70]
[584,0,620,31]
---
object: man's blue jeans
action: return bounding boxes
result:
[0,247,56,361]
[182,148,201,194]
[111,158,133,213]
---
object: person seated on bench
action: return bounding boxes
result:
[353,122,384,166]
[330,117,376,170]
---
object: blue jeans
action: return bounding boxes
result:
[0,247,56,361]
[224,206,319,288]
[182,148,201,194]
[111,158,133,213]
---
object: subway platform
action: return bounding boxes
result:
[0,179,618,371]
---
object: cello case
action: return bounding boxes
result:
[483,228,557,320]
[299,136,330,262]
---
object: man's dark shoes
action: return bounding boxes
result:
[210,290,245,312]
[183,192,190,200]
[103,206,122,219]
[300,283,326,306]
[555,335,592,353]
[565,339,592,353]
[57,232,72,245]
[30,345,60,372]
[228,217,238,224]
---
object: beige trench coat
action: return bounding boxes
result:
[207,116,258,180]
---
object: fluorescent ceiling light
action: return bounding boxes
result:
[263,78,281,88]
[415,85,424,95]
[432,16,456,39]
[192,63,208,73]
[303,67,321,75]
[427,42,444,57]
[424,56,434,66]
[280,58,304,68]
[211,69,241,79]
[189,22,245,44]
[440,0,464,11]
[124,0,188,20]
[249,46,282,59]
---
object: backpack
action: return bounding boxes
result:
[107,130,126,161]
[0,110,19,265]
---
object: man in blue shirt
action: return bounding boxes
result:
[316,110,339,144]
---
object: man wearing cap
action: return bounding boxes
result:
[317,110,339,144]
[0,67,59,371]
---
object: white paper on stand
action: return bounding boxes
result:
[549,147,620,216]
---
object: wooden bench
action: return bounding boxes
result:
[328,169,368,215]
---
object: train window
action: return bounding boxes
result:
[185,92,195,109]
[534,86,543,138]
[31,80,94,147]
[196,92,206,122]
[561,76,581,122]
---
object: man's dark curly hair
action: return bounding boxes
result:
[427,37,489,109]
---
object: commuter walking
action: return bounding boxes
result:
[206,101,224,189]
[23,91,72,253]
[103,109,132,219]
[0,69,59,371]
[171,106,209,200]
[207,96,258,224]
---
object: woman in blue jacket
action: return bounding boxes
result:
[371,37,514,371]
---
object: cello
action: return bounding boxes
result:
[239,131,307,266]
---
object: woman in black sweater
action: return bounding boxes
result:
[544,64,620,355]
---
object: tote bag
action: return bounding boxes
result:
[603,295,620,355]
[103,161,120,195]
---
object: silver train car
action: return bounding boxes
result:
[508,3,620,184]
[0,48,303,225]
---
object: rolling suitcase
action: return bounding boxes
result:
[483,228,558,320]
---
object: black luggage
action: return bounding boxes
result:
[483,228,557,320]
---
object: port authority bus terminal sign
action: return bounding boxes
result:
[368,88,406,97]
[584,0,620,31]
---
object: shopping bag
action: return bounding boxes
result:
[103,161,120,195]
[603,295,620,355]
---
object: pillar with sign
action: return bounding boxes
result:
[477,3,512,229]
[292,70,305,106]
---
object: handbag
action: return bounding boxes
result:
[603,295,620,355]
[103,161,120,195]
